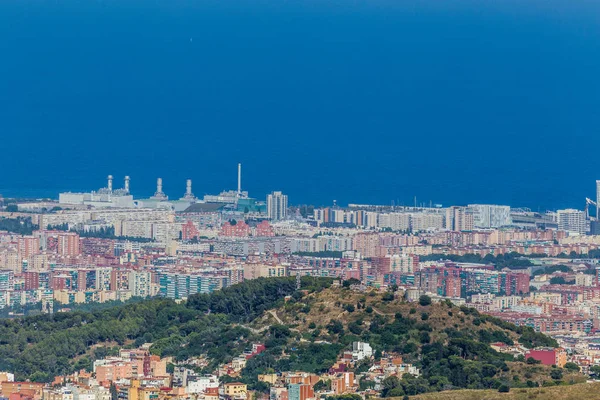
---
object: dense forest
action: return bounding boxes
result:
[0,217,39,235]
[0,277,329,382]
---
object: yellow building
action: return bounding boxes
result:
[258,374,278,384]
[224,382,247,397]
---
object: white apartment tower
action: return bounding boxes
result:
[267,191,288,221]
[557,209,586,235]
[468,204,512,228]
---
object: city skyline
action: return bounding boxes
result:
[2,0,600,212]
[4,170,600,214]
[2,0,600,397]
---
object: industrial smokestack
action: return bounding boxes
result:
[238,163,242,195]
[182,179,195,200]
[107,175,113,191]
[124,176,130,193]
[152,177,167,200]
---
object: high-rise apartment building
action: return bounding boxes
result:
[57,232,81,256]
[0,270,14,293]
[445,206,474,231]
[557,209,586,235]
[468,204,511,228]
[128,271,152,297]
[267,191,288,221]
[18,236,40,259]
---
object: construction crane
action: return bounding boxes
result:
[585,197,598,220]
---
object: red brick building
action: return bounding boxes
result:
[181,220,200,240]
[220,221,250,237]
[254,221,275,237]
[525,347,567,367]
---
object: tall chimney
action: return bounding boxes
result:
[238,163,242,195]
[107,175,113,191]
[186,179,192,196]
[152,177,167,200]
[124,176,130,193]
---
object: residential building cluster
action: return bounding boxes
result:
[0,341,420,400]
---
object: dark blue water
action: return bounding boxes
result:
[1,0,599,210]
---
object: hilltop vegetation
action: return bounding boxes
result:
[241,286,571,396]
[408,382,600,400]
[0,276,328,382]
[0,277,584,397]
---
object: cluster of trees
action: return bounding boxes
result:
[75,227,154,243]
[532,265,571,276]
[457,305,558,348]
[293,293,561,395]
[307,302,519,394]
[588,249,600,258]
[45,224,155,243]
[0,277,332,382]
[293,251,344,258]
[47,223,69,231]
[0,217,39,235]
[420,252,534,270]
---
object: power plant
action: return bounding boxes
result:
[58,175,134,208]
[57,164,264,213]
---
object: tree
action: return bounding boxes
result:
[590,365,600,375]
[526,357,541,365]
[419,295,432,306]
[549,276,567,285]
[327,320,344,335]
[381,376,400,397]
[497,384,510,393]
[382,293,394,301]
[343,278,361,288]
[313,380,330,391]
[563,362,580,372]
[5,204,18,212]
[550,369,563,380]
[110,383,118,400]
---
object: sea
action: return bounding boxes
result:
[0,0,599,211]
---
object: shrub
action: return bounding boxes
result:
[419,295,432,306]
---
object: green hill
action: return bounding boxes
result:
[407,382,600,400]
[242,286,582,396]
[0,277,585,397]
